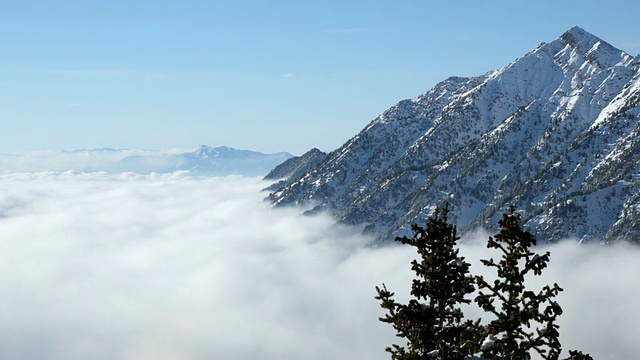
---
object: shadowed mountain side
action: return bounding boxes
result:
[263,148,327,192]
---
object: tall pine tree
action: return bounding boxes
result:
[376,204,478,359]
[474,206,563,360]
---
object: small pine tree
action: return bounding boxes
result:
[474,206,563,360]
[376,204,478,359]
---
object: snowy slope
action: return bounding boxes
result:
[267,27,640,244]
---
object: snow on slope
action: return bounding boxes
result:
[267,27,640,244]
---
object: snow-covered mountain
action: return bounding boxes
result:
[0,146,293,176]
[267,26,640,244]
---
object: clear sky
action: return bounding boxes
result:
[1,0,639,155]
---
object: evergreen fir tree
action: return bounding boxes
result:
[376,204,478,359]
[474,206,563,360]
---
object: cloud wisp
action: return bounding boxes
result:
[324,28,367,34]
[0,173,637,359]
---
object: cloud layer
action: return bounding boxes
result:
[0,149,187,174]
[0,173,637,359]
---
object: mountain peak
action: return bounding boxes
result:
[559,26,622,55]
[267,28,640,244]
[563,25,594,39]
[540,26,633,70]
[559,26,599,48]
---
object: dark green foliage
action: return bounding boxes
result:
[565,350,594,360]
[375,204,478,359]
[475,206,563,359]
[376,204,594,359]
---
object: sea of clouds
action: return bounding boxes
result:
[0,149,174,174]
[0,170,638,359]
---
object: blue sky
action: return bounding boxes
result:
[1,1,639,155]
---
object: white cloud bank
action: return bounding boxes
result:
[0,149,188,174]
[0,173,638,359]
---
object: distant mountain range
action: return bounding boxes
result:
[117,145,293,176]
[266,26,640,244]
[0,146,293,176]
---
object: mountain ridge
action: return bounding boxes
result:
[267,27,640,244]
